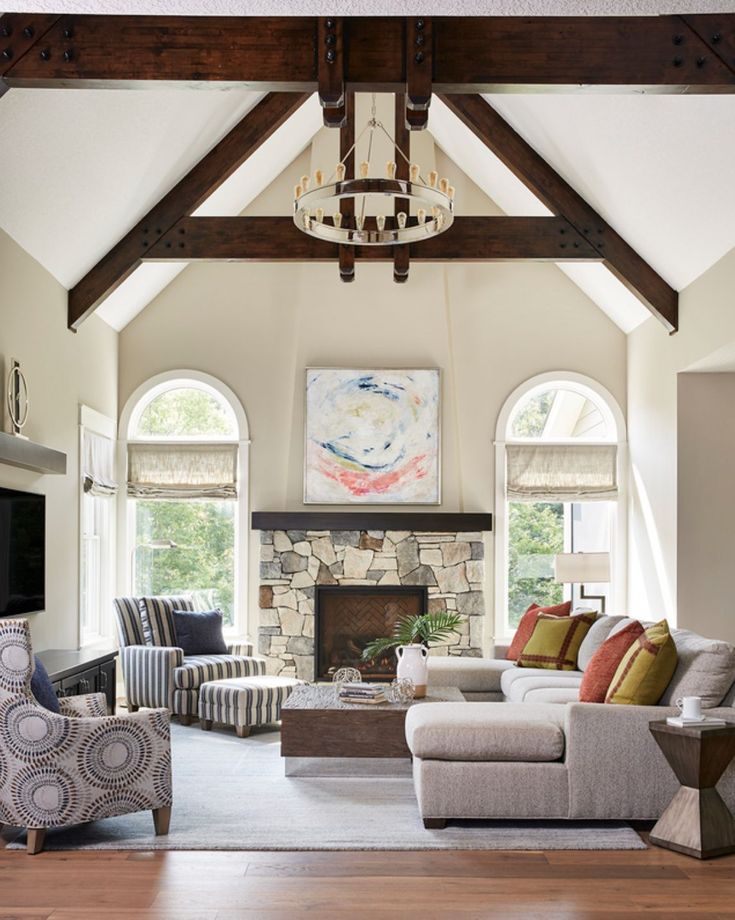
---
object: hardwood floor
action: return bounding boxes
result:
[2,834,735,918]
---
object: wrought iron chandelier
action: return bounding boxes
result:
[293,97,454,247]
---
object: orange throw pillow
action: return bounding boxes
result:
[506,600,572,661]
[579,620,645,703]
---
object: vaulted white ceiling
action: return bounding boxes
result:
[1,69,735,332]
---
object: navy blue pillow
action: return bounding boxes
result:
[173,609,228,656]
[31,655,60,713]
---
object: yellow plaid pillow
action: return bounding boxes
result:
[605,620,677,705]
[517,612,597,671]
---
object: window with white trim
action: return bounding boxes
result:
[80,408,118,646]
[495,375,626,640]
[124,378,244,630]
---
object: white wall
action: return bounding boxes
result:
[627,246,735,636]
[677,374,735,644]
[119,156,627,644]
[0,230,118,650]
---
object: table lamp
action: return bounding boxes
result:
[554,552,610,614]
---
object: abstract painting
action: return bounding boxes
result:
[305,368,440,504]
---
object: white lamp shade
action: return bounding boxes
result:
[554,552,610,584]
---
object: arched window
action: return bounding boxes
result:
[120,372,249,634]
[495,373,626,641]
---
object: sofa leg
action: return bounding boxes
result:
[235,724,250,738]
[128,703,139,713]
[423,818,447,830]
[179,715,194,726]
[201,718,213,731]
[152,806,171,836]
[26,828,46,855]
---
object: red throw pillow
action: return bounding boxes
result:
[578,620,645,703]
[506,601,572,661]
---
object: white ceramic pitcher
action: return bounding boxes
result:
[396,643,429,698]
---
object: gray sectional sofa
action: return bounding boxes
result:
[410,614,735,825]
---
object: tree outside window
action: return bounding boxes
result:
[130,384,238,627]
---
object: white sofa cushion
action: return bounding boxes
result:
[427,655,514,693]
[576,616,627,671]
[522,687,580,704]
[405,702,566,762]
[659,628,735,708]
[500,666,584,701]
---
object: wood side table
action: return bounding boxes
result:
[649,720,735,859]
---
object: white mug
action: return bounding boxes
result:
[676,696,702,720]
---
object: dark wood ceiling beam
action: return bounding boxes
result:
[393,92,410,283]
[0,13,60,97]
[5,15,735,93]
[67,91,310,330]
[143,216,599,262]
[338,92,355,282]
[440,94,678,332]
[679,15,735,80]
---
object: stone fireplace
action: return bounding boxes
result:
[256,517,490,680]
[314,585,427,681]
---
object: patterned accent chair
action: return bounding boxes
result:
[114,596,266,724]
[0,619,172,855]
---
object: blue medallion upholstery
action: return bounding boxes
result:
[114,596,263,722]
[0,618,172,854]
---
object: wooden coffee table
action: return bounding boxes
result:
[281,683,463,775]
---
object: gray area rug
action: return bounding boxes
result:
[13,723,646,851]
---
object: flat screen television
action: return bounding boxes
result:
[0,486,45,617]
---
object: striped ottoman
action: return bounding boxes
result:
[198,675,303,738]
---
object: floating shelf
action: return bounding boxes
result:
[0,431,67,475]
[252,512,492,532]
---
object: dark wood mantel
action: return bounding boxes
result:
[251,512,492,532]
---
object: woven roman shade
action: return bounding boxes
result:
[506,444,618,502]
[82,430,118,497]
[127,443,238,499]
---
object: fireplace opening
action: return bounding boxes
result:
[314,585,428,682]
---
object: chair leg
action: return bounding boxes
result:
[201,718,213,731]
[26,828,46,855]
[152,806,171,836]
[235,724,250,738]
[423,818,447,830]
[179,715,194,726]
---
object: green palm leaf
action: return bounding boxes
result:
[361,611,464,661]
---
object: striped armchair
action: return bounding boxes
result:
[114,596,266,723]
[0,619,172,854]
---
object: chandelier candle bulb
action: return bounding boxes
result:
[335,162,346,182]
[429,170,438,188]
[333,212,342,228]
[315,208,324,223]
[397,211,407,229]
[439,177,449,194]
[431,206,440,221]
[294,184,302,199]
[410,163,420,182]
[314,169,324,187]
[417,207,426,224]
[448,186,456,200]
[377,215,386,232]
[359,160,370,179]
[386,161,396,179]
[301,175,310,191]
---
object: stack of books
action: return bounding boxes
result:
[339,682,387,705]
[666,715,728,728]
